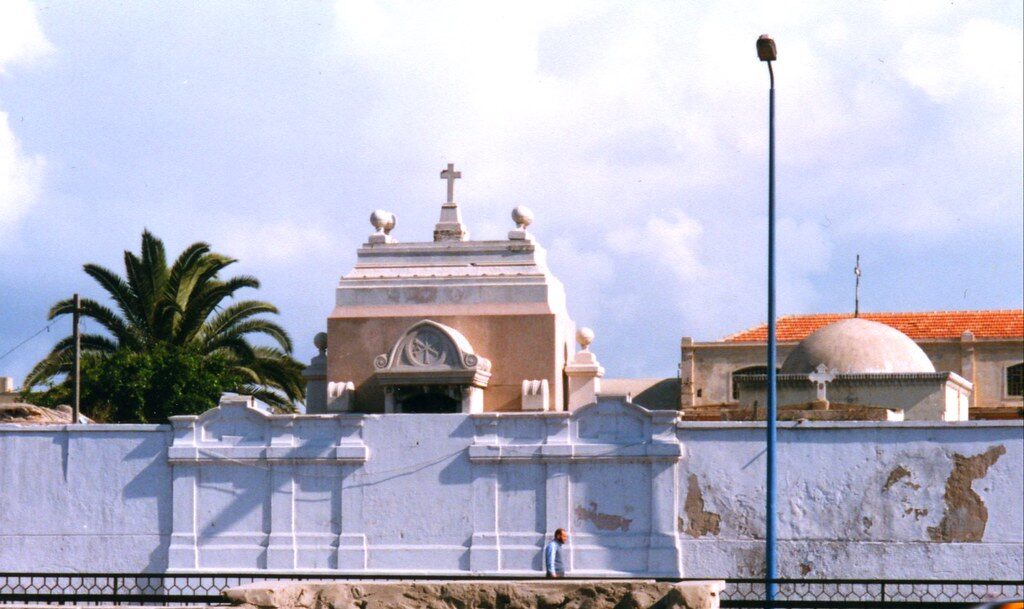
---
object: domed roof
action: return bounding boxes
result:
[781,318,935,374]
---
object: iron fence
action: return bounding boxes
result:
[0,573,1020,607]
[720,578,1023,607]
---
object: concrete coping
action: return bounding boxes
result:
[0,423,169,432]
[4,419,1021,432]
[733,371,969,384]
[676,419,1024,429]
[355,239,540,256]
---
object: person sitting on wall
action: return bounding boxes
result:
[544,528,567,578]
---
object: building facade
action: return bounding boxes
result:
[681,311,1024,413]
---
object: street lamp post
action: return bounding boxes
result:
[756,33,778,608]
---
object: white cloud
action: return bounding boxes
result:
[606,210,707,279]
[208,218,343,267]
[0,112,45,240]
[898,18,1023,105]
[0,0,51,245]
[0,0,52,74]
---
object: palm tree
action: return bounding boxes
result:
[25,230,304,413]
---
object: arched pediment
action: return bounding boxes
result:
[572,397,657,443]
[375,320,491,388]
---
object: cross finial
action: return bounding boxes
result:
[808,363,837,402]
[434,163,469,241]
[440,163,461,204]
[854,254,862,318]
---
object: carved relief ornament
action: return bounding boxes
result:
[374,320,491,388]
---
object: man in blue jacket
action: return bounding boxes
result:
[544,528,568,578]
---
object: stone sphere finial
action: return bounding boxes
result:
[313,332,328,355]
[370,210,393,233]
[511,206,534,230]
[576,327,595,351]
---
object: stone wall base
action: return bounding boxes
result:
[224,579,726,609]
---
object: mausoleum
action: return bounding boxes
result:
[305,164,602,415]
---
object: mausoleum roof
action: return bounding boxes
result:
[780,318,936,375]
[333,166,568,315]
[723,309,1024,342]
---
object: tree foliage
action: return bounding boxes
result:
[24,231,304,421]
[27,346,244,423]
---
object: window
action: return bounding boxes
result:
[1007,363,1024,398]
[731,365,771,401]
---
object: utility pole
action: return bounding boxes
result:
[72,293,81,424]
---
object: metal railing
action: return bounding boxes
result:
[720,578,1023,607]
[0,573,1020,607]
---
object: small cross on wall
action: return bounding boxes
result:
[440,163,461,204]
[808,363,837,402]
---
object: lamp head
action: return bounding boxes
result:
[757,35,777,62]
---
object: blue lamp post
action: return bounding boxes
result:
[756,33,778,608]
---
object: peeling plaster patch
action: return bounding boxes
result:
[575,501,632,532]
[799,563,813,575]
[904,507,929,521]
[927,445,1006,542]
[883,465,920,491]
[682,474,721,538]
[862,516,873,532]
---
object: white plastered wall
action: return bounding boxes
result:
[0,400,1020,579]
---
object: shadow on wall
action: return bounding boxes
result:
[123,430,174,572]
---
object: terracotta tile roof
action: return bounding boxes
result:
[722,310,1024,342]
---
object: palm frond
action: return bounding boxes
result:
[23,351,73,389]
[80,264,145,329]
[23,333,120,388]
[162,241,213,336]
[201,311,292,353]
[244,346,305,402]
[199,300,280,343]
[125,233,169,337]
[238,385,296,413]
[50,298,140,348]
[208,335,259,363]
[173,275,260,344]
[228,364,263,385]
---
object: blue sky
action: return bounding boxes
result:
[1,0,1021,385]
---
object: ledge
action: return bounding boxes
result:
[167,444,369,464]
[677,419,1024,429]
[468,441,683,462]
[0,423,169,432]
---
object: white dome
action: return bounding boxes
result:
[781,318,935,374]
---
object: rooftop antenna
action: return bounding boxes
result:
[854,254,861,318]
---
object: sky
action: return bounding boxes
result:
[0,0,1021,386]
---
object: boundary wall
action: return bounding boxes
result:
[1,395,1020,578]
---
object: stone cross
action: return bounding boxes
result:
[808,363,837,401]
[433,163,469,241]
[440,163,461,203]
